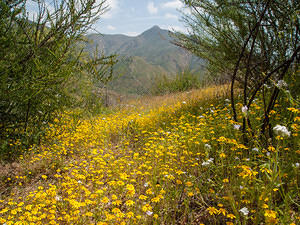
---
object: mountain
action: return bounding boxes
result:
[84,26,205,95]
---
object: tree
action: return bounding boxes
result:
[173,0,299,139]
[84,47,119,107]
[0,0,111,159]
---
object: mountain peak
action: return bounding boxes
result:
[84,26,204,95]
[149,25,161,31]
[140,25,169,39]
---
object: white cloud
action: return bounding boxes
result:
[147,2,158,15]
[26,0,119,21]
[164,13,178,19]
[170,25,187,33]
[26,0,55,21]
[161,0,184,9]
[161,25,187,33]
[25,0,38,20]
[182,7,192,15]
[102,0,119,19]
[125,31,140,37]
[107,25,116,30]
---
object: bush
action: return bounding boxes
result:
[151,70,203,95]
[0,0,108,161]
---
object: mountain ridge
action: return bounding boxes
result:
[84,26,205,95]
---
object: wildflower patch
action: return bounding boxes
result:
[0,86,299,224]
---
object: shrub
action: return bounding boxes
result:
[151,70,203,95]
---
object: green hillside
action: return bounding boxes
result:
[109,56,167,95]
[85,26,205,94]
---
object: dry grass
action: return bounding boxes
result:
[119,85,230,111]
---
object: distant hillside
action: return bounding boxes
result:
[84,26,205,95]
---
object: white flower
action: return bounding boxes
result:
[241,105,248,116]
[266,152,270,157]
[252,147,259,152]
[146,211,153,216]
[273,125,291,137]
[295,163,299,168]
[202,161,210,166]
[202,158,214,166]
[225,99,230,102]
[234,124,241,130]
[182,101,186,104]
[55,195,62,201]
[144,182,149,187]
[239,207,249,216]
[204,144,212,149]
[277,80,287,88]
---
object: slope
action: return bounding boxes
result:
[84,26,205,94]
[1,86,298,224]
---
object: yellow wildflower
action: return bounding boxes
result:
[207,207,218,215]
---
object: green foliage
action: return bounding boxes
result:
[175,0,299,138]
[151,70,203,95]
[176,0,299,79]
[63,68,106,116]
[0,0,109,161]
[84,47,119,86]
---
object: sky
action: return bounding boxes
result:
[96,0,188,36]
[26,0,188,36]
